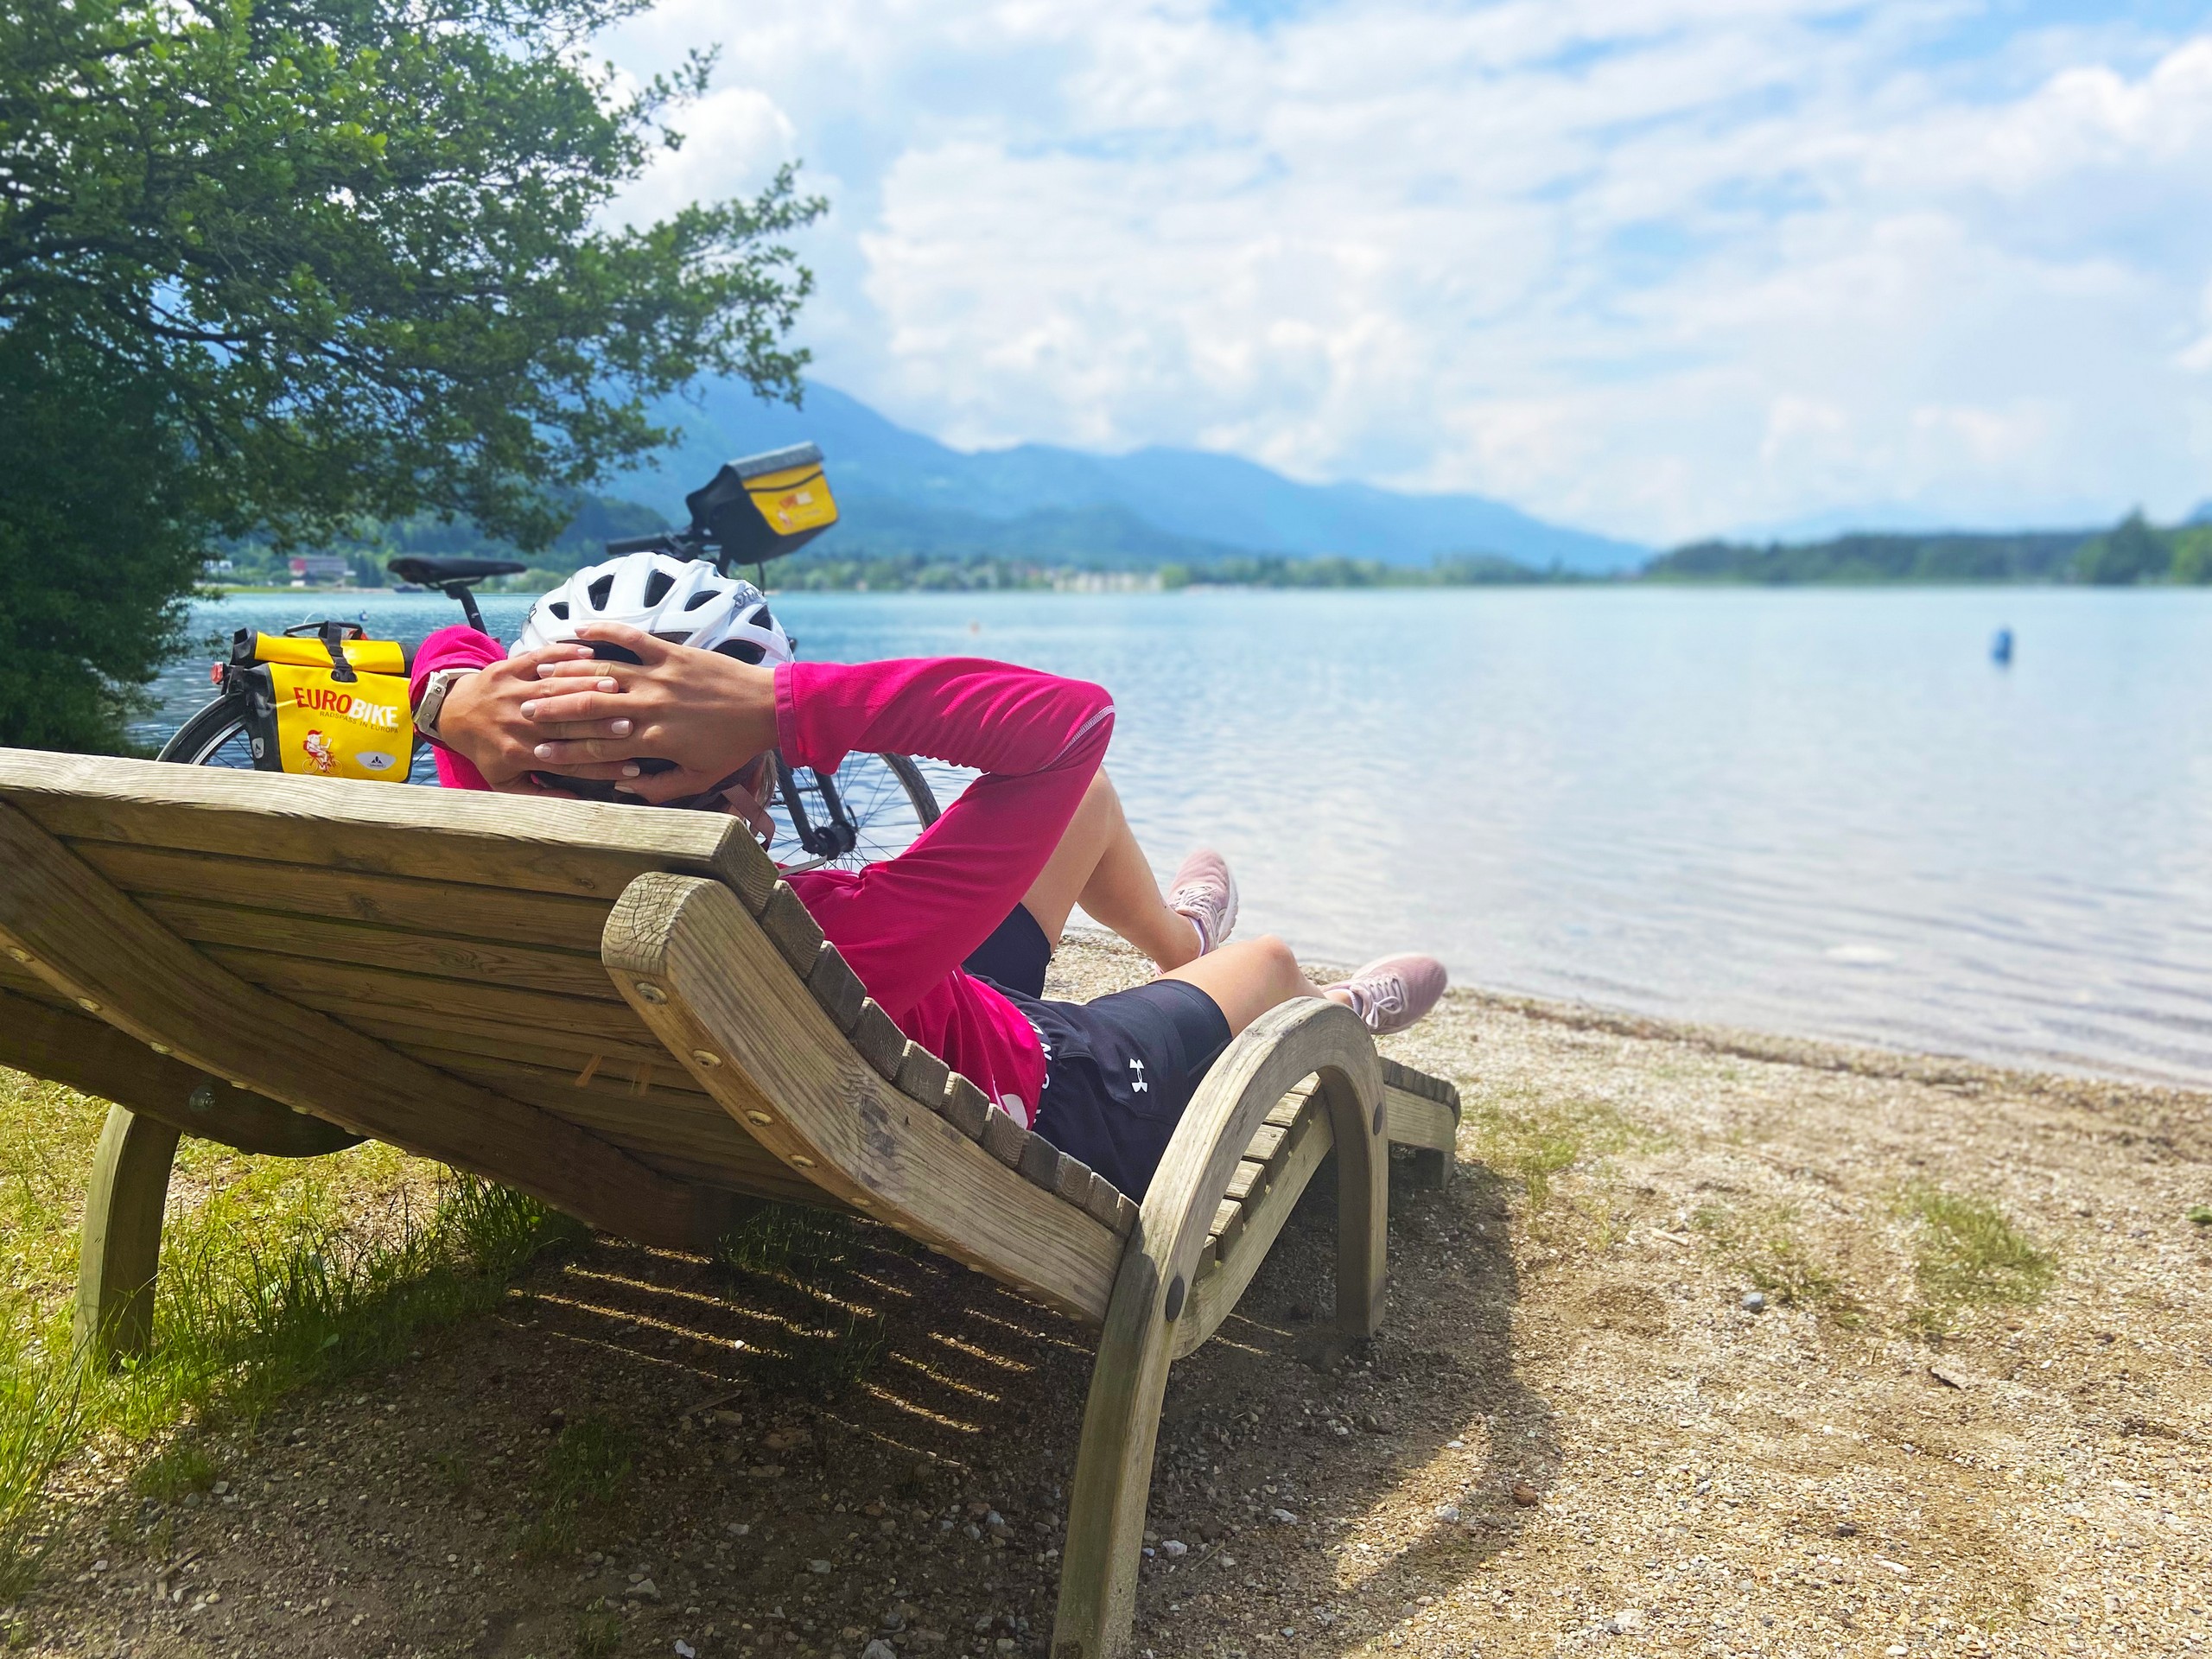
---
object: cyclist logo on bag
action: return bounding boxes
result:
[300,728,338,775]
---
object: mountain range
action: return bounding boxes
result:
[610,381,1649,575]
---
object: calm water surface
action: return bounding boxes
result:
[140,587,2212,1086]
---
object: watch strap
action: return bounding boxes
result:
[413,668,474,741]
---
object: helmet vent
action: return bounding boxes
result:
[684,588,716,610]
[715,640,768,665]
[644,568,675,608]
[546,601,569,620]
[586,574,616,611]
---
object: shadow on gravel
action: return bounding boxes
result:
[29,1151,1544,1659]
[1127,1154,1552,1655]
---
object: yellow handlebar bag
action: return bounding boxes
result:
[264,661,414,781]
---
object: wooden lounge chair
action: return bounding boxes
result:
[0,749,1460,1659]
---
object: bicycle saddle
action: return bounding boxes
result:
[387,556,529,586]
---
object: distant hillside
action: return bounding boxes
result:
[612,381,1647,575]
[1647,529,2098,583]
[1649,516,2212,585]
[820,493,1252,570]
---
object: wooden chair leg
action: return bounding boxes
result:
[1412,1146,1452,1190]
[1051,1230,1179,1659]
[73,1103,183,1364]
[1052,1000,1383,1659]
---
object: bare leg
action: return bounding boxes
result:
[1021,771,1202,970]
[1017,771,1366,1034]
[1157,935,1356,1039]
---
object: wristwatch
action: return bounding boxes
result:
[412,668,476,742]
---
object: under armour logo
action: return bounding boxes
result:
[1128,1058,1148,1094]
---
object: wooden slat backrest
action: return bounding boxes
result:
[0,752,832,1202]
[0,750,1128,1281]
[0,793,741,1249]
[0,749,779,904]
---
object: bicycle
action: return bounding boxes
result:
[160,446,942,871]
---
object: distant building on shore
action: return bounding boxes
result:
[289,555,351,586]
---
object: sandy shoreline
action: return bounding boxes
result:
[10,935,2210,1658]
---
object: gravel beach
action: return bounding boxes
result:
[10,932,2209,1658]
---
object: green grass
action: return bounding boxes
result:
[574,1601,624,1657]
[0,1343,84,1602]
[0,1066,582,1597]
[1457,1084,1658,1210]
[130,1439,219,1503]
[716,1202,870,1283]
[1692,1204,1866,1326]
[522,1415,639,1557]
[2187,1205,2212,1227]
[749,1307,890,1403]
[1900,1185,2056,1331]
[714,1204,898,1402]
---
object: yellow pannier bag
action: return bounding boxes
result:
[229,626,416,782]
[248,632,407,676]
[264,661,413,780]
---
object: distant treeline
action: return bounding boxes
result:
[1649,513,2212,586]
[233,503,2212,596]
[771,556,1134,593]
[763,551,1573,591]
[1158,552,1567,588]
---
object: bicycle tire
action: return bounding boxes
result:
[157,697,260,768]
[879,753,942,830]
[772,752,941,871]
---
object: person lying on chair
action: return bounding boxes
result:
[412,551,1446,1200]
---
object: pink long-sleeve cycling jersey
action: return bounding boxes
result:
[410,627,1111,1123]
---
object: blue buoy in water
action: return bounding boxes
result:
[1991,627,2014,666]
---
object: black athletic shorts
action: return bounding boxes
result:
[962,906,1232,1199]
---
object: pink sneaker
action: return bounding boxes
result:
[1325,954,1447,1034]
[1167,848,1238,956]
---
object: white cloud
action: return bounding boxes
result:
[604,1,2212,541]
[613,86,800,230]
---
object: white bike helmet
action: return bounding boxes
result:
[514,551,791,666]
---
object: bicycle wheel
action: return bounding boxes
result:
[157,697,259,768]
[772,753,941,871]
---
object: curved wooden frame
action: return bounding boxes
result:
[601,871,1129,1322]
[1050,999,1385,1659]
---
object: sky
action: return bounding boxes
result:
[601,0,2212,544]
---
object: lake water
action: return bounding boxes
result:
[137,587,2212,1088]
